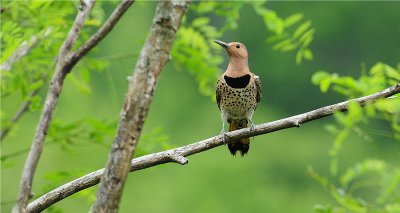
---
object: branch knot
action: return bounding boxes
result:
[167,152,188,165]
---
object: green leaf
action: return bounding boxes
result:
[29,79,44,91]
[347,101,362,124]
[311,71,330,85]
[29,95,41,111]
[192,17,210,27]
[293,20,312,39]
[284,13,303,28]
[370,62,385,75]
[340,159,387,187]
[262,10,284,34]
[385,65,400,80]
[303,49,313,60]
[295,49,303,64]
[272,38,292,51]
[80,68,90,83]
[280,43,298,52]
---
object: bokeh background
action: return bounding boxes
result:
[2,1,399,212]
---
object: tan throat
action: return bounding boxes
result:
[225,57,250,77]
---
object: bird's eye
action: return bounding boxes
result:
[236,44,240,48]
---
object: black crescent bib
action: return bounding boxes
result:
[224,74,251,88]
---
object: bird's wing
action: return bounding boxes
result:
[216,78,222,110]
[254,75,262,103]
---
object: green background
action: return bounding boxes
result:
[2,1,399,212]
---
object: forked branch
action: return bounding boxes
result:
[26,83,399,213]
[14,0,135,212]
[13,1,96,211]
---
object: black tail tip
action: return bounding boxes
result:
[228,142,249,156]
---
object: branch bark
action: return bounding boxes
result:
[91,1,189,212]
[13,1,96,212]
[26,83,399,213]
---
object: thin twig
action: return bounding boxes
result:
[91,1,190,212]
[70,0,135,67]
[26,83,400,213]
[13,1,96,212]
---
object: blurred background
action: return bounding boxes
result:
[1,1,399,212]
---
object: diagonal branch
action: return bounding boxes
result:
[91,1,190,212]
[70,0,135,66]
[26,83,400,213]
[13,1,96,212]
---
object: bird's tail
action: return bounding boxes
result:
[228,119,249,156]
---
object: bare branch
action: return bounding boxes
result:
[26,83,400,213]
[91,1,190,212]
[0,28,52,71]
[13,1,96,212]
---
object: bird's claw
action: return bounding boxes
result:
[249,120,255,132]
[220,129,227,144]
[249,119,255,139]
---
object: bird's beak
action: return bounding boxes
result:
[213,40,229,49]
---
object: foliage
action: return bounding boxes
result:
[0,0,109,131]
[251,1,315,64]
[311,63,400,212]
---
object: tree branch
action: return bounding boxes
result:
[13,1,96,212]
[26,83,399,213]
[91,1,190,212]
[71,0,135,66]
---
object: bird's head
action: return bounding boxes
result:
[213,40,248,60]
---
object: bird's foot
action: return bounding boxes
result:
[249,119,255,139]
[249,119,255,132]
[220,129,227,144]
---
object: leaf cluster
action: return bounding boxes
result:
[1,1,110,135]
[311,63,400,212]
[252,2,315,64]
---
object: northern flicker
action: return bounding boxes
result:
[214,40,262,156]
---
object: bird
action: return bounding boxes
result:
[214,40,262,156]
